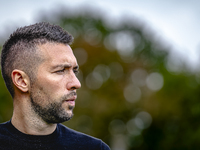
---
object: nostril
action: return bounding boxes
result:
[71,86,76,90]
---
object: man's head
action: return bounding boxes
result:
[1,22,81,123]
[1,22,73,97]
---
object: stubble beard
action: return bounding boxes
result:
[30,93,75,124]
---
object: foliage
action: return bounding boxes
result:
[0,7,200,149]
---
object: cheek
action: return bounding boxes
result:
[40,77,66,96]
[36,73,68,96]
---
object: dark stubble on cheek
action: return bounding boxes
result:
[30,94,74,124]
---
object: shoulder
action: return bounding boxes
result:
[0,121,9,127]
[57,123,110,150]
[0,121,13,146]
[0,121,10,135]
[58,123,96,139]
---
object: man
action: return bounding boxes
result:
[0,22,110,150]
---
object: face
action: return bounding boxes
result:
[29,43,81,124]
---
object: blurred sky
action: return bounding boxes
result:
[0,0,200,70]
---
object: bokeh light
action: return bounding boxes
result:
[146,72,164,91]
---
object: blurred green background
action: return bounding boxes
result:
[1,4,200,150]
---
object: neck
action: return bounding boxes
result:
[11,97,57,135]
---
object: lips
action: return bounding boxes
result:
[65,96,77,106]
[66,95,77,101]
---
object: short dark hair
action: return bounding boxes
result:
[1,22,73,97]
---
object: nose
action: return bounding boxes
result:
[67,73,81,90]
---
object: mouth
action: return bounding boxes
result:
[64,96,77,106]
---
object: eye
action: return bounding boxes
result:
[73,69,79,75]
[56,68,65,73]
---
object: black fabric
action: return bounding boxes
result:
[0,121,110,150]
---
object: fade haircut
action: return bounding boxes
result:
[1,22,73,98]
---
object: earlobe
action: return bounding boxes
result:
[11,69,29,93]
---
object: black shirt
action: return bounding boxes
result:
[0,121,110,150]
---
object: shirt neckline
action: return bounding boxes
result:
[6,120,60,142]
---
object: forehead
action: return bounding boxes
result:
[38,43,78,66]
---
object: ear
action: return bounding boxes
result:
[11,69,30,93]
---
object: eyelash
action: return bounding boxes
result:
[57,69,65,73]
[56,69,79,75]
